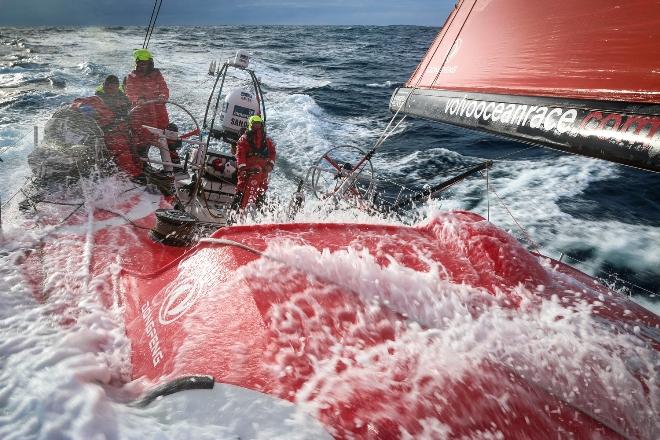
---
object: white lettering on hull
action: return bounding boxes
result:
[141,301,164,367]
[444,95,577,134]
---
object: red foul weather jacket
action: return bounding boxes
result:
[70,95,142,176]
[235,128,276,198]
[70,96,115,128]
[125,68,170,148]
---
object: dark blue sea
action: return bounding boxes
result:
[0,26,658,439]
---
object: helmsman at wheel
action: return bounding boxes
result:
[124,49,170,158]
[234,115,276,209]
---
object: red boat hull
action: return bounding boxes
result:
[117,212,657,437]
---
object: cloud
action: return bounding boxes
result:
[0,0,452,26]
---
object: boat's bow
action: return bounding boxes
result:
[119,213,659,438]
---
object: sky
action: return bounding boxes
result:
[0,0,454,26]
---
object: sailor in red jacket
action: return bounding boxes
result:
[234,115,276,209]
[95,75,142,177]
[70,75,141,177]
[124,49,170,155]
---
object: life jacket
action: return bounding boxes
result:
[95,86,130,120]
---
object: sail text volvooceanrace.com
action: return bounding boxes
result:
[443,95,660,152]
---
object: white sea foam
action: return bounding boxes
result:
[237,240,659,437]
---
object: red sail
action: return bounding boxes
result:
[410,0,660,103]
[392,0,660,172]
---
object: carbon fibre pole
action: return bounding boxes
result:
[391,160,493,210]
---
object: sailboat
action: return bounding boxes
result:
[8,1,659,439]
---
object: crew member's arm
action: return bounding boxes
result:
[123,75,139,106]
[155,70,170,102]
[235,136,248,172]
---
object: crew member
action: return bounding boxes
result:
[234,115,276,209]
[70,75,141,176]
[124,49,170,157]
[96,74,130,117]
[96,75,142,176]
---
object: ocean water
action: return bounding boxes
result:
[0,26,658,439]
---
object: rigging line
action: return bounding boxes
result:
[145,0,162,48]
[143,0,164,49]
[372,0,480,191]
[476,147,654,296]
[374,114,407,149]
[0,204,84,255]
[142,0,159,48]
[95,207,152,230]
[32,199,85,207]
[476,159,652,296]
[333,115,408,198]
[0,176,32,210]
[492,145,540,161]
[486,165,489,221]
[480,170,541,253]
[405,6,456,86]
[557,253,658,296]
[562,254,660,285]
[334,0,469,201]
[59,203,84,224]
[145,0,164,48]
[121,185,143,194]
[367,0,465,154]
[359,0,478,175]
[428,0,479,89]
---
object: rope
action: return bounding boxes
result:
[142,0,164,49]
[387,0,464,122]
[1,177,32,210]
[558,252,658,297]
[361,0,470,158]
[428,0,479,89]
[368,0,476,152]
[332,114,410,200]
[486,165,489,221]
[59,203,84,224]
[480,170,541,253]
[377,114,408,147]
[477,166,656,296]
[492,145,539,161]
[19,189,152,232]
[95,207,152,231]
[335,0,480,199]
[142,1,159,48]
